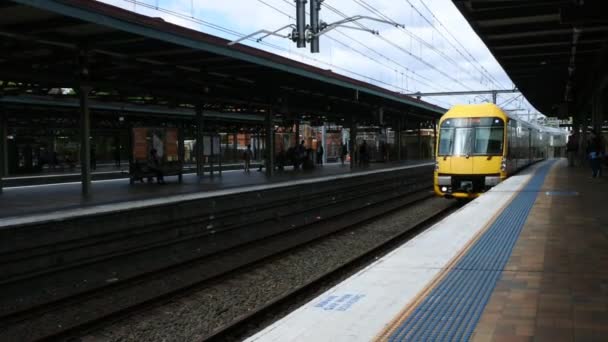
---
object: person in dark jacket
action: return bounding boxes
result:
[316,144,324,165]
[566,133,578,167]
[586,131,603,178]
[148,148,165,184]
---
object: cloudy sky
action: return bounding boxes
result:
[97,0,539,117]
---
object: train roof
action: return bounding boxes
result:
[442,104,567,135]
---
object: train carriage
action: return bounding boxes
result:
[434,103,566,199]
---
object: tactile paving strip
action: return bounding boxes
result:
[387,161,555,341]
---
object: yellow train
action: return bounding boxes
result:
[434,103,566,199]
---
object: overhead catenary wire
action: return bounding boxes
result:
[320,1,455,94]
[408,0,506,89]
[116,0,422,98]
[349,0,483,96]
[275,0,454,96]
[257,0,426,96]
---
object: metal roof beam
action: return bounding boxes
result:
[486,26,608,40]
[469,1,568,12]
[501,49,601,60]
[405,89,518,96]
[560,3,608,25]
[494,39,606,50]
[477,14,560,28]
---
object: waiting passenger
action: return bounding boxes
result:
[566,133,578,167]
[316,144,324,165]
[294,140,306,170]
[359,141,369,166]
[276,148,286,171]
[243,144,253,173]
[340,143,348,166]
[586,130,603,178]
[148,148,165,184]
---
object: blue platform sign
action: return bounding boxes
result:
[314,293,365,312]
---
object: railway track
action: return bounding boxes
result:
[0,167,436,340]
[203,199,458,342]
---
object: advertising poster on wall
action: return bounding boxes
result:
[133,128,148,160]
[203,136,212,156]
[165,128,178,161]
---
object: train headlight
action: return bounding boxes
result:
[501,159,507,171]
[441,186,447,192]
[435,161,440,171]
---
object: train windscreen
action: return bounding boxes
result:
[438,117,504,156]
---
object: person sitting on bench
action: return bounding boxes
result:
[148,148,165,184]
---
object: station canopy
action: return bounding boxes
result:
[454,0,608,117]
[0,0,444,125]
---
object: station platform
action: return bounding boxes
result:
[246,159,608,342]
[2,162,260,187]
[0,160,430,221]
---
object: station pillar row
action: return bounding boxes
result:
[294,119,300,148]
[349,116,356,169]
[79,85,92,197]
[265,110,275,177]
[195,106,205,177]
[178,121,185,166]
[418,121,423,160]
[396,119,402,162]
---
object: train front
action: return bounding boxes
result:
[434,108,507,199]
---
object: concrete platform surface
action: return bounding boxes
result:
[246,159,608,342]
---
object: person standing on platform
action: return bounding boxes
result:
[243,144,253,173]
[316,144,324,165]
[148,148,165,184]
[294,140,305,170]
[90,146,97,171]
[114,145,121,168]
[359,141,369,167]
[567,133,578,167]
[587,130,603,178]
[340,143,348,166]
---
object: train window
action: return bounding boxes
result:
[453,128,473,156]
[438,128,454,155]
[473,127,504,155]
[438,117,504,156]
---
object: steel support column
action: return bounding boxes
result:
[349,115,356,169]
[321,123,326,165]
[0,110,7,193]
[178,122,185,165]
[418,121,423,160]
[195,105,204,177]
[78,49,92,196]
[396,119,402,162]
[294,118,300,148]
[265,110,275,176]
[79,84,92,196]
[255,129,260,160]
[233,132,238,162]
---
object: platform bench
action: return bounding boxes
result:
[129,161,183,184]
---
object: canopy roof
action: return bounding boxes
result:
[454,0,608,117]
[0,0,445,124]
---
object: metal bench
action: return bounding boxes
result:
[129,161,183,184]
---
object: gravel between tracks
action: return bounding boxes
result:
[83,197,453,342]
